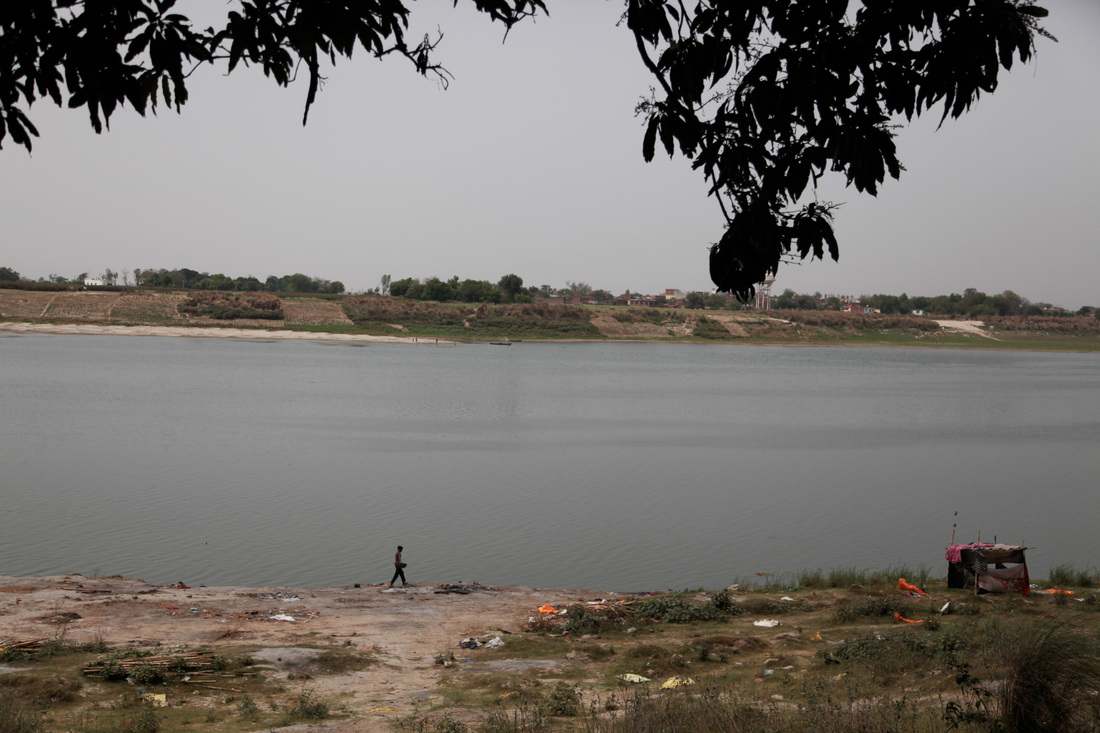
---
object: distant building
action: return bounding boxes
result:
[84,278,104,287]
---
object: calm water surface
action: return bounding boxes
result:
[1,333,1097,590]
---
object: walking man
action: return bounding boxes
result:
[389,545,407,587]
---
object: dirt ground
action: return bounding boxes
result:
[0,575,619,731]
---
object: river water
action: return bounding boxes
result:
[1,333,1097,591]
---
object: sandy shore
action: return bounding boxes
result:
[0,322,455,344]
[0,574,614,730]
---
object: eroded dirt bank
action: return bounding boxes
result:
[0,575,617,731]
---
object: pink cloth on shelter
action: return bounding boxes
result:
[945,543,993,564]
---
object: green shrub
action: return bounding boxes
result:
[539,682,579,717]
[633,595,722,624]
[127,664,162,685]
[709,590,744,615]
[238,694,259,720]
[286,689,329,721]
[563,605,614,635]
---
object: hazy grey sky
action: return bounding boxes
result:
[3,1,1098,308]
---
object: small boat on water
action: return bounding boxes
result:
[490,339,511,346]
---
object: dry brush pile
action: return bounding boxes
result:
[178,293,283,320]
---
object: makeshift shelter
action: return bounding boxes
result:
[946,543,1030,596]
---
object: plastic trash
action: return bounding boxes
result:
[661,676,695,689]
[271,614,295,622]
[780,596,796,602]
[617,674,651,683]
[484,637,504,648]
[753,619,781,628]
[537,604,560,614]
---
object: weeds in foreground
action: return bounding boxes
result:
[0,694,44,733]
[237,694,259,721]
[1045,563,1097,589]
[279,688,329,724]
[66,701,161,733]
[733,564,934,592]
[997,620,1100,733]
[832,595,914,623]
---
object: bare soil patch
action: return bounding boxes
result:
[0,575,601,731]
[282,299,354,326]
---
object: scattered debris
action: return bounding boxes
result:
[458,634,506,650]
[618,673,651,683]
[661,676,695,688]
[0,637,50,654]
[435,583,496,595]
[897,578,928,597]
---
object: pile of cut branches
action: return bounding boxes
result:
[83,651,217,679]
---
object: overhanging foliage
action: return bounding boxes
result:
[1,1,1050,297]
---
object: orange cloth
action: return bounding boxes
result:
[897,578,927,596]
[894,612,924,624]
[1045,589,1075,594]
[537,604,560,614]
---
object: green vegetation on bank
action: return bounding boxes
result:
[416,568,1100,733]
[341,299,603,339]
[2,288,1099,350]
[3,566,1098,733]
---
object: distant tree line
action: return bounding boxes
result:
[766,287,1096,318]
[133,268,343,294]
[0,266,343,294]
[385,274,531,304]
